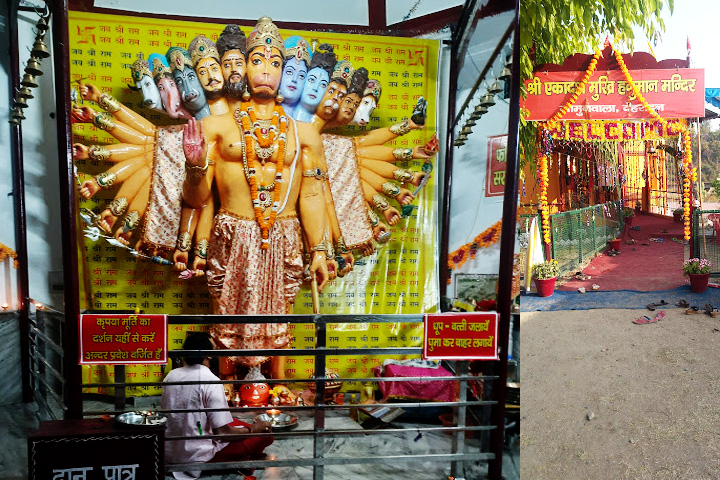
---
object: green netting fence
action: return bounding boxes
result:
[550,201,623,276]
[692,210,720,273]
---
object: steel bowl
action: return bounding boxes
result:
[116,411,167,427]
[254,412,299,430]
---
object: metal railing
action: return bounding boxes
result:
[550,201,623,276]
[77,314,503,479]
[27,305,68,420]
[693,210,720,273]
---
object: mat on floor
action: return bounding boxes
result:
[521,285,720,311]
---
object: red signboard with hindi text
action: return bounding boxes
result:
[523,68,704,121]
[79,314,168,365]
[486,135,508,197]
[423,312,498,360]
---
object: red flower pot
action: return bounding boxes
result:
[688,273,710,293]
[609,239,621,250]
[625,216,634,226]
[534,277,556,297]
[673,213,682,223]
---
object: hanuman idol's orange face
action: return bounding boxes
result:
[240,382,270,406]
[246,47,283,99]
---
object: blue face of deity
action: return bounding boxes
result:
[279,57,308,106]
[172,66,208,113]
[299,67,329,111]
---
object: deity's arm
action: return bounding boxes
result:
[358,158,426,188]
[96,165,152,234]
[172,205,200,271]
[354,118,422,148]
[360,167,414,206]
[361,179,401,226]
[79,154,152,200]
[309,143,343,245]
[114,176,152,247]
[297,129,330,290]
[356,144,433,163]
[73,142,153,163]
[78,82,156,136]
[182,118,215,208]
[72,106,154,145]
[192,195,215,275]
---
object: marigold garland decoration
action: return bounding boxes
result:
[537,129,552,244]
[446,220,502,283]
[536,50,602,244]
[0,242,18,268]
[614,47,693,240]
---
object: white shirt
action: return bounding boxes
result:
[161,364,233,479]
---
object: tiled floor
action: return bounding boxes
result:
[1,398,519,480]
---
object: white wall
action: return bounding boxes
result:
[0,4,18,310]
[16,10,63,310]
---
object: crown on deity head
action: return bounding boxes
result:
[188,35,220,67]
[130,54,152,83]
[148,53,171,80]
[284,35,311,66]
[331,60,354,88]
[363,79,382,103]
[246,16,285,58]
[166,46,194,73]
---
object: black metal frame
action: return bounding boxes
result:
[8,0,523,479]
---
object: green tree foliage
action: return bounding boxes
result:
[519,0,673,166]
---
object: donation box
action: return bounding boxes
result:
[28,418,164,480]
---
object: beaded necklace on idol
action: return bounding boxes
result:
[234,102,288,249]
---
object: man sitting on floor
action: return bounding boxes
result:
[162,332,273,479]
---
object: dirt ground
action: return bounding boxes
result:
[520,307,720,480]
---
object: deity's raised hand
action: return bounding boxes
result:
[182,117,206,167]
[77,82,101,103]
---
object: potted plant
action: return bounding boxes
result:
[673,207,683,223]
[532,260,559,297]
[608,238,621,251]
[634,200,642,213]
[683,258,712,293]
[623,206,635,226]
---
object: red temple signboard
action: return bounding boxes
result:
[79,314,168,365]
[523,68,704,121]
[486,135,508,197]
[423,312,498,360]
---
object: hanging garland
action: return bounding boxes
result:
[0,242,18,268]
[536,45,695,242]
[613,48,694,240]
[536,49,602,245]
[446,220,503,283]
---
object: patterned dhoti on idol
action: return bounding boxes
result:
[321,133,374,249]
[206,210,301,367]
[141,125,186,252]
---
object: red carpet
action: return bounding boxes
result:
[559,214,687,292]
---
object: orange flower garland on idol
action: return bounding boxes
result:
[614,47,693,240]
[235,103,288,249]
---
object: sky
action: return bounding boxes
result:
[633,0,720,86]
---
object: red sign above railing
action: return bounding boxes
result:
[523,68,705,121]
[423,312,498,360]
[79,314,168,365]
